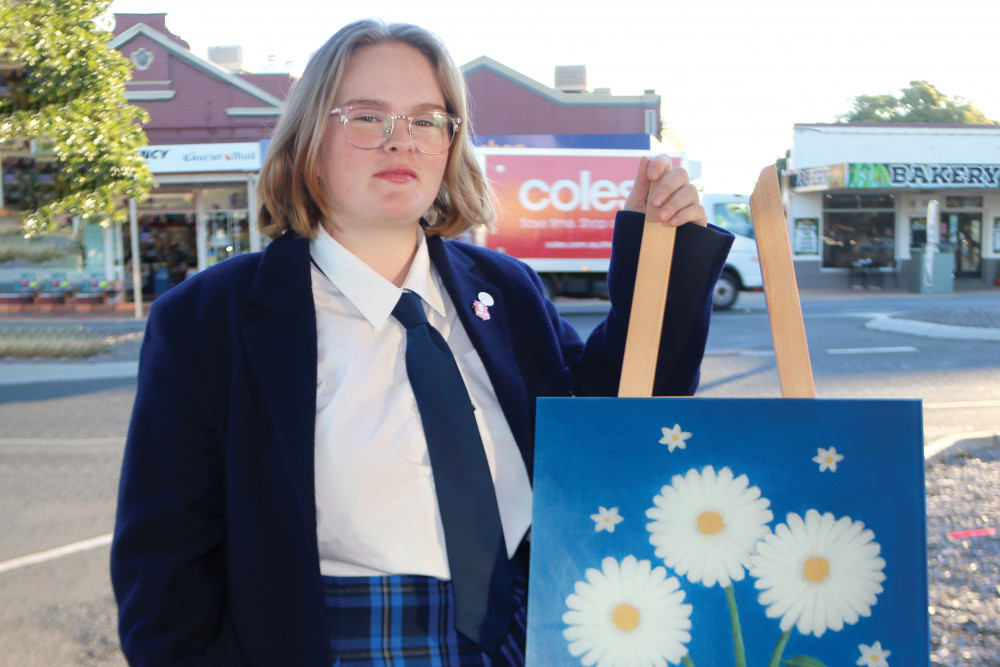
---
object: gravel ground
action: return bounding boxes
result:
[926,444,1000,666]
[898,306,1000,329]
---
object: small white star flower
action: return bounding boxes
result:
[659,424,692,452]
[857,640,891,666]
[590,506,624,533]
[813,446,845,472]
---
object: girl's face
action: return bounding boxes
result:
[319,41,450,238]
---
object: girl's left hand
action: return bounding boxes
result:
[624,155,707,227]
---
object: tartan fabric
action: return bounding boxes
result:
[323,553,528,666]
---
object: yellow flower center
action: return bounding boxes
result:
[803,556,831,582]
[697,510,725,535]
[824,455,834,463]
[612,603,640,631]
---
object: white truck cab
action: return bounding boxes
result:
[701,194,763,310]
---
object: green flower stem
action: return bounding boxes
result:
[725,585,746,667]
[681,654,696,667]
[766,629,792,667]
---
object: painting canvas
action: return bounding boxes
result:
[527,397,927,667]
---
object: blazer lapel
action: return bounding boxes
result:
[426,236,531,458]
[243,231,318,496]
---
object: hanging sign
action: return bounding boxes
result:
[139,142,261,173]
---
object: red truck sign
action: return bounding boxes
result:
[473,148,758,307]
[478,149,684,268]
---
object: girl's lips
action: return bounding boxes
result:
[375,167,418,183]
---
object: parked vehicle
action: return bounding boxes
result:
[699,194,763,310]
[472,148,761,308]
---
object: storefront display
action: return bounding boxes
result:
[787,124,1000,289]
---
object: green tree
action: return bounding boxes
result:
[0,0,153,235]
[775,147,791,185]
[838,80,996,125]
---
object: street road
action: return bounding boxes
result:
[0,289,997,664]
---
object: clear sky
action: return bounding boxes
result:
[108,0,1000,194]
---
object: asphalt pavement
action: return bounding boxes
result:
[1,287,998,459]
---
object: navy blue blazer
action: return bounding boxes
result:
[111,211,733,666]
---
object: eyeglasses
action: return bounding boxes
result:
[330,106,463,155]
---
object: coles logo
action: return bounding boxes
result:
[486,154,648,259]
[518,171,633,212]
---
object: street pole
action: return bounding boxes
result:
[129,198,142,320]
[924,199,938,307]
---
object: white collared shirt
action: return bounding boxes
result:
[309,224,532,578]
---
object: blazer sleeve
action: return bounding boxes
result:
[573,210,734,397]
[110,296,251,667]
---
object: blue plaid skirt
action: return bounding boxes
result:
[322,550,529,666]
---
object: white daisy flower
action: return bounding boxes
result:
[659,424,692,452]
[591,506,624,533]
[646,465,773,588]
[749,509,886,637]
[812,446,845,472]
[857,640,892,666]
[563,555,692,667]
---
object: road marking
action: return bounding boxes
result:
[924,399,1000,410]
[705,349,775,357]
[0,438,124,447]
[0,534,112,575]
[826,346,918,355]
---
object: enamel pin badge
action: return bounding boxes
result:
[473,291,494,321]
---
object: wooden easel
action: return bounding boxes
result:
[619,165,815,399]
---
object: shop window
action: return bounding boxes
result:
[711,202,754,239]
[822,209,895,269]
[205,210,249,266]
[124,212,197,297]
[910,217,927,249]
[944,196,982,209]
[140,192,195,210]
[823,194,895,209]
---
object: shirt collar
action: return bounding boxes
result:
[309,224,446,328]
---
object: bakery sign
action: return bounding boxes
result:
[792,162,1000,191]
[876,163,1000,188]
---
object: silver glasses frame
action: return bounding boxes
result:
[330,106,463,155]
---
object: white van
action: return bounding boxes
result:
[701,194,763,310]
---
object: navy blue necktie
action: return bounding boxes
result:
[391,291,514,653]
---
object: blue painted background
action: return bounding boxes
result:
[528,397,927,666]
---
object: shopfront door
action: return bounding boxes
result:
[205,210,250,267]
[940,211,982,278]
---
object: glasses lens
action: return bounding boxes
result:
[410,113,455,154]
[341,108,391,149]
[338,108,458,154]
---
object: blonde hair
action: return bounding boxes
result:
[257,19,494,240]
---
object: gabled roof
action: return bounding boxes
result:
[109,22,284,111]
[461,56,659,108]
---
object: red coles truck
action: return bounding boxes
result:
[472,148,762,309]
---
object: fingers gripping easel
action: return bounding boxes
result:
[618,165,815,399]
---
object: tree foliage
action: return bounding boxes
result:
[838,80,996,125]
[0,0,153,234]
